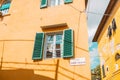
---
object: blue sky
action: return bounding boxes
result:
[89,42,100,69]
[87,0,110,69]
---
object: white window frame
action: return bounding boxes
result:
[48,0,64,7]
[44,31,63,59]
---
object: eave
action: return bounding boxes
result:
[92,0,118,42]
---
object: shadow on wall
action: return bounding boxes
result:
[0,60,90,80]
[0,69,54,80]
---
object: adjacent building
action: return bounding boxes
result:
[0,0,91,80]
[93,0,120,80]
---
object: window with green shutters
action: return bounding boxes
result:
[32,33,44,60]
[63,29,73,58]
[64,0,73,3]
[40,0,73,8]
[32,29,74,60]
[0,0,12,15]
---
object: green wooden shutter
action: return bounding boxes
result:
[32,33,44,60]
[40,0,47,8]
[64,0,73,3]
[63,29,73,58]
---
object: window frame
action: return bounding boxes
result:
[40,0,72,8]
[102,65,106,78]
[48,0,64,7]
[43,31,63,59]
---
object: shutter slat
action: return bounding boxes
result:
[40,0,47,8]
[32,33,44,60]
[63,29,73,58]
[64,0,73,3]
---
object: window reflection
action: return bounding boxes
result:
[45,33,63,58]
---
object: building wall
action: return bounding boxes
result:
[97,1,120,80]
[0,0,91,80]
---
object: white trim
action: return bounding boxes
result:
[44,31,63,59]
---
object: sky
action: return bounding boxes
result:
[87,0,110,69]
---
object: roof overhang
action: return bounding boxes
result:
[92,0,118,42]
[85,0,88,9]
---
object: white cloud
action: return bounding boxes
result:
[88,25,98,43]
[90,48,99,57]
[87,0,110,43]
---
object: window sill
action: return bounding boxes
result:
[40,23,67,29]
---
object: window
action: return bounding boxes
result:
[112,18,117,32]
[106,66,109,72]
[107,26,112,38]
[32,29,73,60]
[102,65,106,78]
[115,53,120,61]
[48,0,64,7]
[40,0,73,8]
[0,0,11,16]
[44,32,63,58]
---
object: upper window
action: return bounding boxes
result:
[48,0,64,7]
[102,65,106,78]
[40,0,73,8]
[0,0,11,16]
[32,29,74,60]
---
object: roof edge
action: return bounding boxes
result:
[92,0,118,42]
[85,0,88,9]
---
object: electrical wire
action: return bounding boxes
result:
[69,4,111,16]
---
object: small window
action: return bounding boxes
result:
[112,19,117,32]
[40,0,72,8]
[107,26,112,38]
[115,53,120,61]
[106,66,109,72]
[44,32,63,58]
[0,0,12,16]
[102,65,106,78]
[48,0,64,7]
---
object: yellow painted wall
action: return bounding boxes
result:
[97,1,120,80]
[0,0,91,80]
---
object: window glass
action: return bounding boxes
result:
[45,32,63,58]
[48,0,63,7]
[46,35,54,58]
[55,34,62,57]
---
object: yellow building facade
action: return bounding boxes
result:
[93,0,120,80]
[0,0,91,80]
